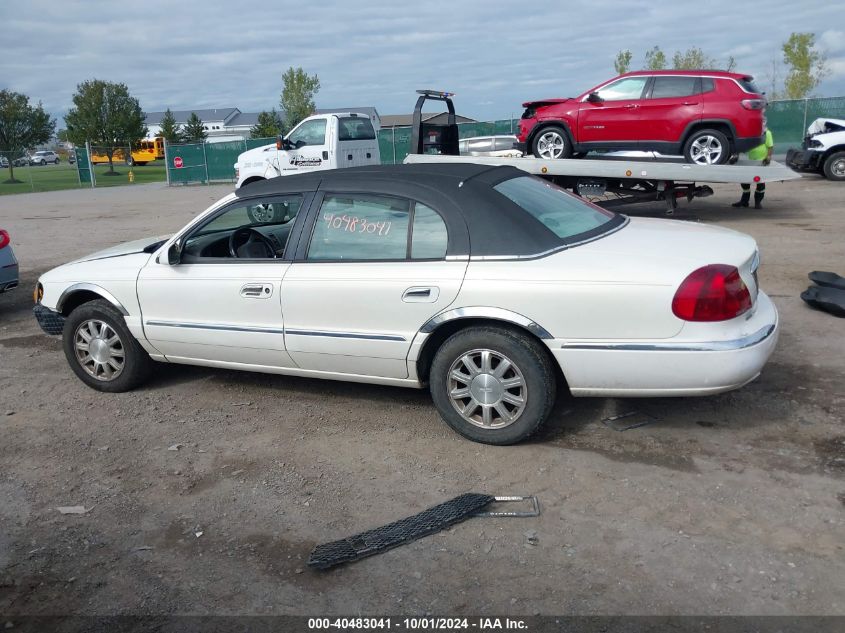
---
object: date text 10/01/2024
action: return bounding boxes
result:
[307,617,529,630]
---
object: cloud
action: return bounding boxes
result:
[1,0,843,124]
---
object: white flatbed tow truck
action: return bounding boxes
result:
[404,90,800,212]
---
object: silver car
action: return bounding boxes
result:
[0,229,19,294]
[30,150,60,166]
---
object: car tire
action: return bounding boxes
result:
[39,159,46,166]
[62,299,154,393]
[530,126,572,160]
[822,151,845,181]
[429,326,557,445]
[683,129,730,165]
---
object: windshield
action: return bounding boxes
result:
[493,176,617,242]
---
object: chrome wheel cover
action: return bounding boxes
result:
[74,319,125,381]
[447,349,527,429]
[689,135,724,165]
[536,130,566,159]
[832,158,845,178]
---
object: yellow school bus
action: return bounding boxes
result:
[90,137,165,166]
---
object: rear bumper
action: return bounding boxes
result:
[33,304,66,335]
[552,292,779,397]
[734,134,766,154]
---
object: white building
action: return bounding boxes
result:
[144,109,263,141]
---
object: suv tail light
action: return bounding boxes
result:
[672,264,752,322]
[741,99,765,110]
[0,230,9,250]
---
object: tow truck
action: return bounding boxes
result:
[404,90,800,212]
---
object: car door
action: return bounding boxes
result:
[576,76,650,147]
[639,76,703,148]
[279,118,331,174]
[281,192,467,379]
[137,193,310,368]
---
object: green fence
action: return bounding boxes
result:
[766,96,845,153]
[165,137,275,185]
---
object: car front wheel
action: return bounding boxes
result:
[430,326,557,445]
[530,126,572,159]
[683,129,730,165]
[62,299,154,392]
[823,151,845,181]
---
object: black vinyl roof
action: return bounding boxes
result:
[236,163,620,257]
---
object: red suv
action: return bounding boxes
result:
[517,71,766,165]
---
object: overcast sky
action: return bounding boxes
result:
[2,1,843,125]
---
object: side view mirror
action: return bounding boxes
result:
[587,92,603,103]
[277,135,293,151]
[167,240,182,265]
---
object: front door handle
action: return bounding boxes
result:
[624,104,639,109]
[241,283,273,298]
[402,286,439,303]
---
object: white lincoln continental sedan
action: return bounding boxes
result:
[34,164,778,444]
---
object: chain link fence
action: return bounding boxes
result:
[766,96,845,153]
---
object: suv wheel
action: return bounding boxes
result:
[429,326,557,445]
[683,129,730,165]
[531,126,572,159]
[823,151,845,181]
[63,299,154,392]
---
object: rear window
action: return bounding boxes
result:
[493,177,617,242]
[739,77,760,94]
[338,117,376,141]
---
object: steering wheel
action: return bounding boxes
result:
[228,226,278,258]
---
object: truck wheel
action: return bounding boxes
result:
[531,126,572,160]
[683,129,730,165]
[429,326,557,445]
[823,151,845,181]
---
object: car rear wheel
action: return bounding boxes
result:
[823,151,845,181]
[62,299,154,393]
[683,129,730,165]
[430,326,557,445]
[531,126,572,159]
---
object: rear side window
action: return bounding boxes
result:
[701,78,715,93]
[338,117,376,141]
[411,203,448,259]
[738,77,760,93]
[494,177,615,241]
[650,76,699,98]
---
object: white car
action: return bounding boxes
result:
[33,164,779,445]
[30,150,60,165]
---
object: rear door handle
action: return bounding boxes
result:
[682,101,699,106]
[624,104,639,109]
[241,283,273,298]
[402,286,439,303]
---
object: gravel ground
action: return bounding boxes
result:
[0,176,843,617]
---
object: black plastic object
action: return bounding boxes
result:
[801,286,845,318]
[808,271,845,291]
[33,304,67,335]
[307,492,495,570]
[410,90,460,156]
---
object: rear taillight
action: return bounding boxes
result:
[672,264,752,322]
[741,99,765,110]
[0,230,9,250]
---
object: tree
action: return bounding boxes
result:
[181,112,207,142]
[672,46,717,70]
[613,50,632,75]
[251,109,284,139]
[725,56,737,73]
[158,108,182,143]
[280,67,320,130]
[644,46,667,70]
[0,90,56,184]
[65,79,146,174]
[782,32,828,99]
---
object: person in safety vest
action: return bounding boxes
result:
[732,128,774,209]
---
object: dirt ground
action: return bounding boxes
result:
[0,175,843,617]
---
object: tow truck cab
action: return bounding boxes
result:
[235,112,380,188]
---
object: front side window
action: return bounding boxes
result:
[183,195,303,260]
[594,77,648,101]
[493,176,616,241]
[338,117,376,141]
[287,119,327,147]
[650,76,699,99]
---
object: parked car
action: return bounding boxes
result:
[459,135,522,157]
[786,117,845,181]
[32,164,778,445]
[68,151,76,165]
[518,70,766,165]
[13,155,30,167]
[30,150,60,166]
[0,229,19,294]
[0,156,8,168]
